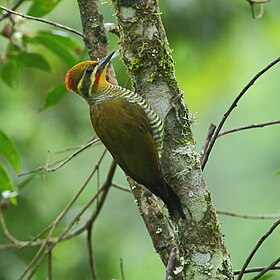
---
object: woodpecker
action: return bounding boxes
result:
[65,51,185,219]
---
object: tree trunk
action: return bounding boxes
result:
[78,0,233,279]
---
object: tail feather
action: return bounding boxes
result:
[161,184,186,219]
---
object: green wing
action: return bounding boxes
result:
[90,98,168,198]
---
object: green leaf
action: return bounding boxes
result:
[0,162,13,191]
[17,53,51,72]
[258,273,273,280]
[44,83,68,109]
[275,169,280,176]
[28,31,79,66]
[1,53,50,87]
[1,60,19,87]
[38,31,82,52]
[9,196,17,206]
[27,0,62,17]
[0,130,21,172]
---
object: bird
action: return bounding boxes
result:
[65,51,185,219]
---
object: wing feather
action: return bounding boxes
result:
[90,98,168,198]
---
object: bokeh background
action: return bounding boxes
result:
[0,0,280,279]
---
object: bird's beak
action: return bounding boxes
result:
[97,51,115,72]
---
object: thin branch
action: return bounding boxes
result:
[201,57,280,170]
[19,214,60,279]
[22,223,54,249]
[247,0,270,2]
[233,265,280,275]
[18,138,99,177]
[87,226,97,280]
[247,0,270,19]
[237,219,280,280]
[0,221,56,250]
[16,149,107,252]
[0,237,56,250]
[86,160,117,280]
[218,120,280,137]
[217,210,280,219]
[54,174,110,241]
[0,180,109,251]
[24,157,114,280]
[111,182,131,193]
[0,0,24,21]
[96,161,100,206]
[252,256,280,280]
[56,189,107,240]
[0,5,84,38]
[165,247,177,280]
[47,248,53,280]
[24,189,105,279]
[120,258,126,280]
[19,149,107,280]
[57,187,110,241]
[200,123,216,162]
[55,138,98,154]
[249,2,264,19]
[24,186,106,280]
[87,161,116,225]
[0,211,21,245]
[47,138,99,172]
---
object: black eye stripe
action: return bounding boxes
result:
[86,66,95,74]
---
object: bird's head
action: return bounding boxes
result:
[65,51,115,99]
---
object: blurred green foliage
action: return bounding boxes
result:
[0,0,280,279]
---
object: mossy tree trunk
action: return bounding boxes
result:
[78,0,233,279]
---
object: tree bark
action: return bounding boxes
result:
[77,0,233,279]
[111,0,233,279]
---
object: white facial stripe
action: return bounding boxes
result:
[89,67,98,95]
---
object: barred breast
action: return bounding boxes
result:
[93,84,164,156]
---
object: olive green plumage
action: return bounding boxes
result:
[65,52,185,219]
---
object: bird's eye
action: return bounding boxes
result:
[86,67,94,74]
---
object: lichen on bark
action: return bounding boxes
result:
[77,0,233,278]
[111,0,233,279]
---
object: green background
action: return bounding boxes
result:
[0,0,279,279]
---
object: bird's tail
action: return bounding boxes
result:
[162,184,186,219]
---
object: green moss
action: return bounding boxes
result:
[127,57,140,70]
[156,227,163,234]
